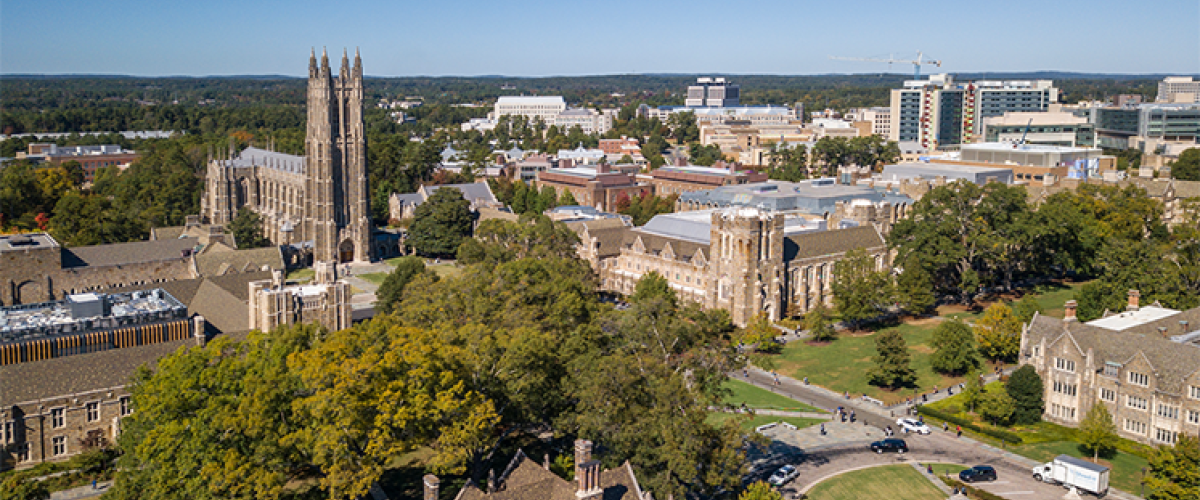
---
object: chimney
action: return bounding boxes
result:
[192,315,208,346]
[1064,300,1077,322]
[674,156,687,167]
[423,474,439,500]
[544,453,551,470]
[597,163,610,174]
[1127,290,1140,311]
[575,440,602,498]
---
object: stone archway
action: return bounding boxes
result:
[15,280,45,305]
[338,239,356,263]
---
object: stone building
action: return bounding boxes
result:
[577,206,889,326]
[445,439,650,500]
[201,49,372,264]
[248,266,351,333]
[1020,292,1200,446]
[535,164,649,212]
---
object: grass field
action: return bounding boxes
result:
[286,268,314,283]
[706,413,825,431]
[803,464,946,500]
[722,379,824,413]
[925,463,967,477]
[764,320,969,405]
[1010,441,1148,494]
[358,272,389,286]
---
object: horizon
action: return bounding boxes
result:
[2,0,1197,77]
[3,70,1197,80]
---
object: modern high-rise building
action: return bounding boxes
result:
[686,77,740,107]
[889,74,1058,149]
[1157,76,1200,103]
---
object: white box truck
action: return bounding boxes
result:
[1031,454,1110,495]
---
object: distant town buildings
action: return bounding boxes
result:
[686,77,740,107]
[16,143,140,183]
[489,96,613,134]
[889,74,1060,148]
[1157,76,1200,103]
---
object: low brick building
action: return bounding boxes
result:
[535,164,649,212]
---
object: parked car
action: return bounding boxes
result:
[896,418,931,435]
[768,464,799,486]
[869,438,908,453]
[959,465,998,483]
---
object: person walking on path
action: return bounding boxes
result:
[956,425,962,438]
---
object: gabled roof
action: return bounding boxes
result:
[62,238,199,268]
[784,226,885,262]
[454,449,645,500]
[1025,314,1200,394]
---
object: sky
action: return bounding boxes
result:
[2,0,1198,77]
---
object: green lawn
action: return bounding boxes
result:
[804,464,946,500]
[925,463,967,477]
[286,268,314,284]
[1011,441,1148,494]
[722,379,824,413]
[939,281,1085,321]
[763,320,968,405]
[706,413,825,431]
[358,272,389,286]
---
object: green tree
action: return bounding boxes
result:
[1171,148,1200,181]
[804,303,836,342]
[1146,434,1200,500]
[1078,403,1118,461]
[977,389,1015,425]
[895,256,936,315]
[1006,365,1045,425]
[456,215,581,267]
[974,303,1022,363]
[929,319,980,376]
[687,143,724,166]
[832,248,893,329]
[765,143,807,182]
[227,207,272,249]
[631,271,677,309]
[559,190,579,206]
[408,187,473,257]
[375,256,434,315]
[0,475,50,500]
[961,371,984,413]
[1011,294,1043,324]
[739,481,784,500]
[740,314,781,353]
[867,329,916,388]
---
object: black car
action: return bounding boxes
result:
[959,466,997,483]
[869,438,908,453]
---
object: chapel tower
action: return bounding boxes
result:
[708,208,786,326]
[306,48,372,263]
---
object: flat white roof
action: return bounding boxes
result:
[1086,306,1180,331]
[496,96,565,105]
[961,143,1100,154]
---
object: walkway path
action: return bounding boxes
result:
[49,480,112,500]
[737,366,1145,500]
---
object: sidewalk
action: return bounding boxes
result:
[50,481,112,500]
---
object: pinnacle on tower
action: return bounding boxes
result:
[353,47,362,78]
[340,48,350,78]
[321,47,329,72]
[309,47,316,75]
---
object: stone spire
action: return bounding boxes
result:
[309,48,316,77]
[340,48,350,79]
[353,47,362,79]
[320,47,329,74]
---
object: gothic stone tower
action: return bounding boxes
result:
[306,48,372,263]
[707,208,786,326]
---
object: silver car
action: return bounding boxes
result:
[896,418,931,434]
[768,464,799,486]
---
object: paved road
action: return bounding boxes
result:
[737,366,1143,500]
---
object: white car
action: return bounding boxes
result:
[768,464,799,486]
[896,418,931,435]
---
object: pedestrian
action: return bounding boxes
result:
[774,374,780,385]
[948,386,953,396]
[803,376,809,385]
[943,422,948,432]
[956,425,962,438]
[820,423,826,435]
[93,479,97,490]
[743,368,748,378]
[927,464,933,474]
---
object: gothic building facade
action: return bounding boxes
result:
[201,49,372,263]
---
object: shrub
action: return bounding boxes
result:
[917,405,1023,444]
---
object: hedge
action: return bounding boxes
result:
[916,405,1023,445]
[939,477,1008,500]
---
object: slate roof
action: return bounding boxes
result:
[0,338,193,406]
[454,450,644,500]
[195,246,284,276]
[624,231,707,264]
[784,226,885,262]
[62,238,198,268]
[1025,313,1200,394]
[585,227,633,259]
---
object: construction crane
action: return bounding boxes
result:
[829,52,943,80]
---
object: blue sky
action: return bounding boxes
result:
[2,0,1197,77]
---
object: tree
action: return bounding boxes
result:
[0,475,49,500]
[739,481,783,500]
[832,248,893,328]
[1171,148,1200,181]
[687,143,723,166]
[1078,403,1118,461]
[375,256,433,315]
[631,271,677,309]
[559,190,579,206]
[408,187,473,257]
[867,329,916,388]
[977,390,1015,425]
[929,319,980,376]
[974,303,1022,363]
[961,371,984,413]
[1006,365,1045,425]
[1146,434,1200,500]
[740,314,781,353]
[895,256,936,315]
[227,207,272,249]
[1011,294,1043,324]
[804,303,836,342]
